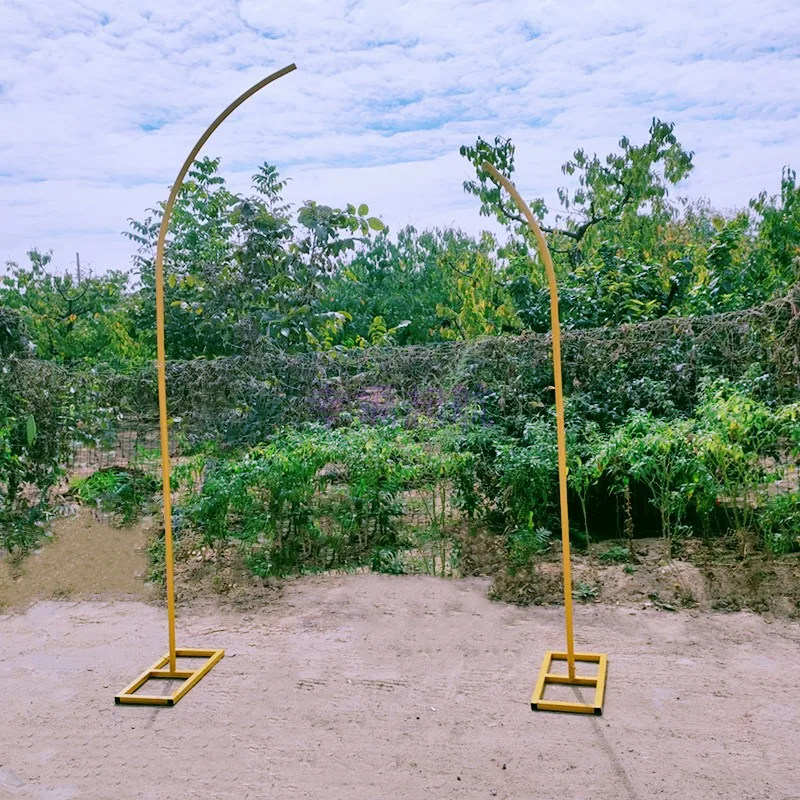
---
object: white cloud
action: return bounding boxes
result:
[1,0,798,273]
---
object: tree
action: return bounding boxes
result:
[460,118,694,266]
[0,249,142,364]
[434,231,520,340]
[749,166,800,300]
[125,157,384,357]
[323,226,519,346]
[0,308,30,358]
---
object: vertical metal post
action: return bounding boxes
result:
[481,163,576,678]
[153,232,177,670]
[151,63,297,673]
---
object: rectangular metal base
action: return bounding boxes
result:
[115,647,224,706]
[531,651,608,715]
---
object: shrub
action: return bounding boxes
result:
[507,523,553,571]
[72,467,160,525]
[757,492,800,555]
[370,547,406,575]
[598,545,631,563]
[181,423,470,577]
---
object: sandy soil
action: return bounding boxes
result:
[0,511,152,610]
[2,573,800,800]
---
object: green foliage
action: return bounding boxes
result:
[71,467,160,525]
[0,308,31,358]
[147,533,167,584]
[461,119,693,263]
[0,366,70,554]
[598,545,631,563]
[507,523,553,571]
[749,167,800,301]
[370,547,406,575]
[449,376,798,554]
[691,378,786,533]
[592,412,702,543]
[494,419,559,530]
[5,128,800,578]
[126,157,384,358]
[757,492,800,555]
[181,423,471,577]
[0,353,132,555]
[509,247,688,332]
[323,226,519,347]
[574,582,599,602]
[461,124,797,332]
[5,132,799,368]
[322,227,449,346]
[1,249,144,365]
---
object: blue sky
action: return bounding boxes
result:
[1,0,799,274]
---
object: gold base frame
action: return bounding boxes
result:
[531,651,608,715]
[115,648,224,707]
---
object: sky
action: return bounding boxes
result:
[1,0,799,276]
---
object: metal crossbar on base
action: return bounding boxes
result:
[115,648,224,707]
[531,651,608,715]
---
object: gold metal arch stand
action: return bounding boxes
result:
[115,63,298,707]
[482,162,608,715]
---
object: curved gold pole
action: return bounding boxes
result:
[116,64,297,706]
[482,162,608,715]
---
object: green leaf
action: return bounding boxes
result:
[26,415,37,447]
[167,274,177,289]
[358,203,369,216]
[367,217,384,232]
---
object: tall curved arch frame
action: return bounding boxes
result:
[115,64,298,707]
[482,163,608,715]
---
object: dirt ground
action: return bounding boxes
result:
[1,569,799,800]
[2,513,800,799]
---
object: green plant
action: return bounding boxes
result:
[180,423,467,578]
[757,492,800,555]
[494,419,558,532]
[574,582,599,602]
[126,157,384,359]
[598,545,631,563]
[146,531,167,584]
[370,547,405,575]
[507,522,553,572]
[244,548,274,580]
[461,119,693,267]
[592,411,709,548]
[72,467,160,525]
[0,370,72,554]
[0,249,145,365]
[693,378,790,533]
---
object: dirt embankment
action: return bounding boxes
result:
[0,510,153,610]
[4,512,799,621]
[461,531,800,618]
